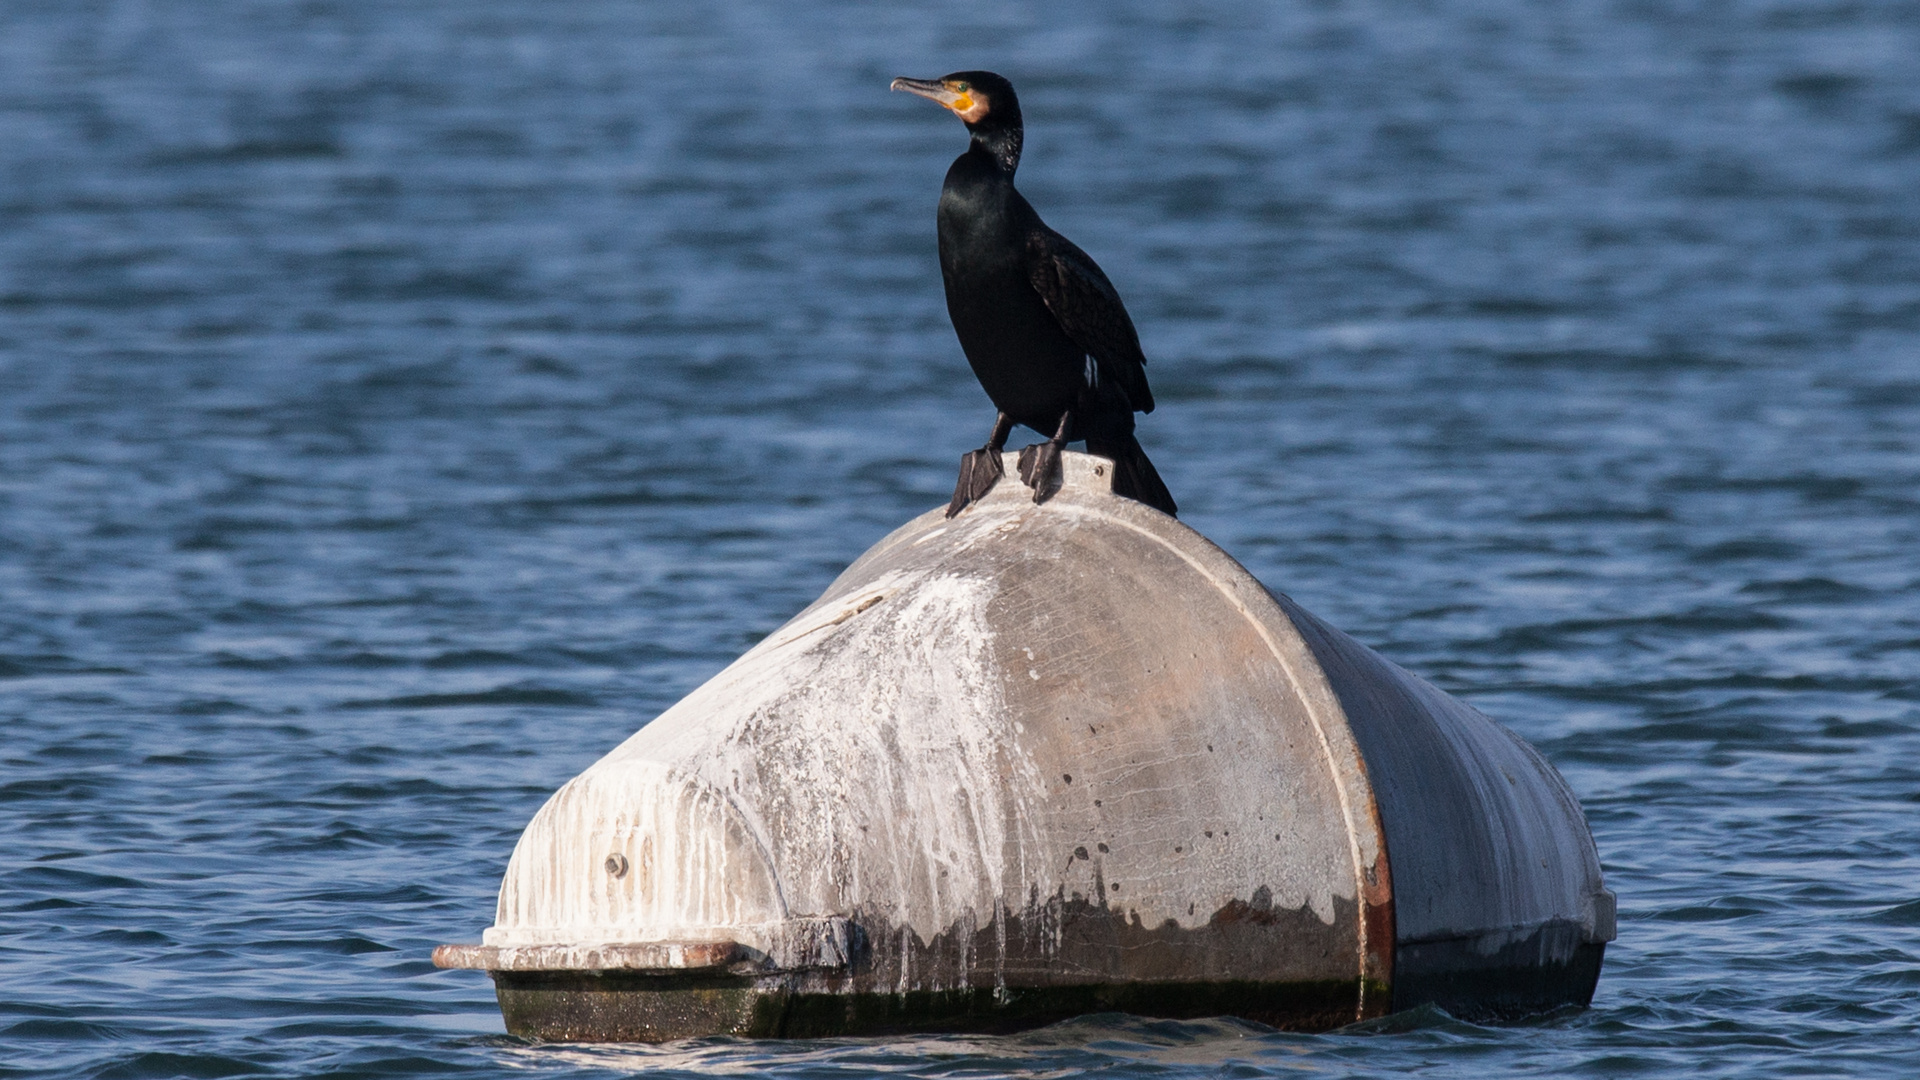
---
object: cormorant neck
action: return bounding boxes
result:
[968,124,1022,175]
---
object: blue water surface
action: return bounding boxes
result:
[3,1,1918,1077]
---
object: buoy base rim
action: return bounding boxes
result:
[1392,931,1607,1022]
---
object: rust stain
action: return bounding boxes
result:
[1356,815,1395,1019]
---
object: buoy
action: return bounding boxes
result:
[435,452,1615,1041]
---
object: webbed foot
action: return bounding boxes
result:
[946,446,1006,518]
[947,412,1015,518]
[1016,439,1065,504]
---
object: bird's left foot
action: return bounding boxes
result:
[1017,439,1066,504]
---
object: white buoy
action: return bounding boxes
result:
[436,452,1614,1040]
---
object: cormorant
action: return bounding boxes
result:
[891,71,1177,518]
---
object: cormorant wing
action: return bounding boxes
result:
[1026,227,1155,414]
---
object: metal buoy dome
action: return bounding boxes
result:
[436,452,1614,1040]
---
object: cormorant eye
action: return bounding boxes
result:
[956,82,971,92]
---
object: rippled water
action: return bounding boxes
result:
[4,1,1918,1076]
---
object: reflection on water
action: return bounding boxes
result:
[515,1015,1307,1076]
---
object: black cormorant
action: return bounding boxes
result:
[892,71,1177,518]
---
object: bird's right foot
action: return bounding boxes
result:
[946,446,1006,517]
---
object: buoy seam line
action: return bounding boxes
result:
[715,565,1038,946]
[696,766,793,923]
[567,761,796,929]
[1047,499,1385,1020]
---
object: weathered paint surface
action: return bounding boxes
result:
[1273,599,1614,1015]
[1282,603,1612,946]
[439,451,1612,1038]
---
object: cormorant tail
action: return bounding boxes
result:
[1086,434,1177,518]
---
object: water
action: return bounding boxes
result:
[3,0,1917,1075]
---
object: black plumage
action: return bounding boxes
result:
[892,71,1177,518]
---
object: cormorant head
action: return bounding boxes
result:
[891,70,1023,170]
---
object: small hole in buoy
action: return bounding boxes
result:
[1110,882,1120,891]
[605,853,629,878]
[1063,773,1072,784]
[1097,842,1109,853]
[1094,466,1105,476]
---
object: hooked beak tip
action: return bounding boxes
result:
[891,76,951,104]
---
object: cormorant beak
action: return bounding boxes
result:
[891,77,982,121]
